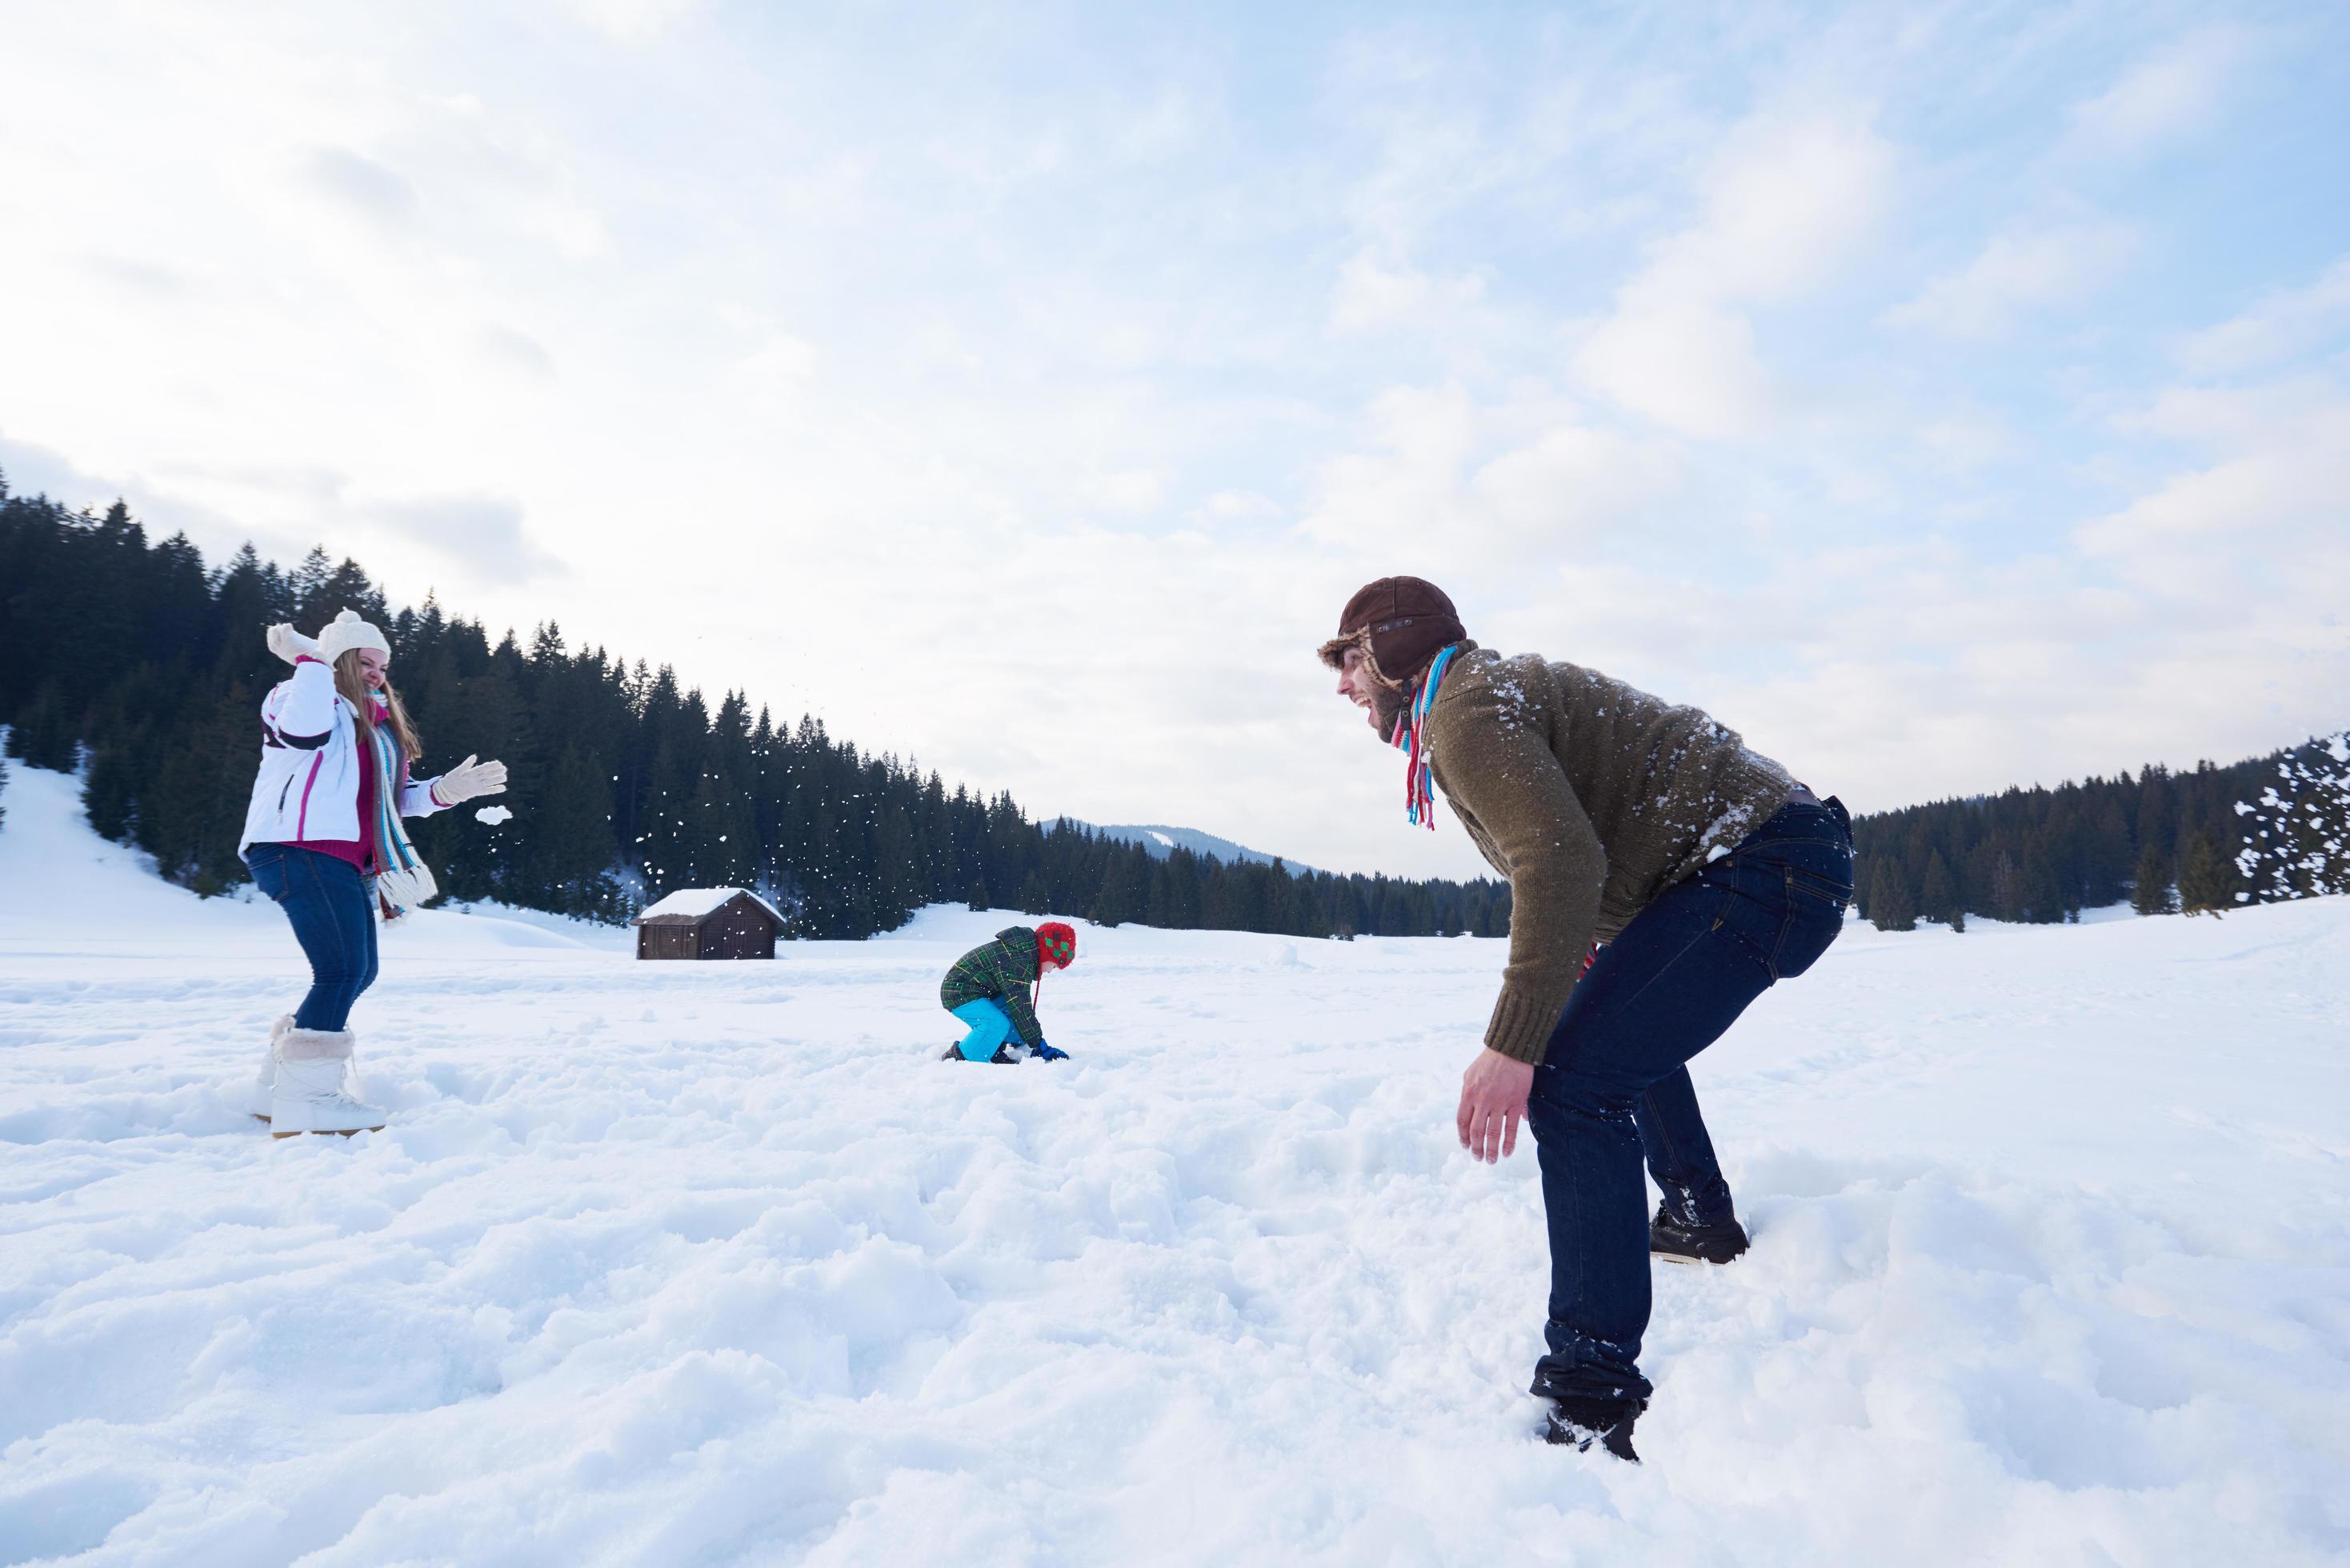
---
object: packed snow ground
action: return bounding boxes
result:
[2,762,2347,1566]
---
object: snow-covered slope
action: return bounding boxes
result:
[2,764,2348,1564]
[0,763,623,962]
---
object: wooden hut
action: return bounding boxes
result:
[631,888,787,960]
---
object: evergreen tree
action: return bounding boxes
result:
[2083,802,2135,907]
[2236,732,2350,901]
[1868,861,1918,932]
[2177,831,2235,918]
[526,746,623,918]
[1961,838,1999,922]
[8,682,80,771]
[2018,832,2066,924]
[82,734,146,842]
[1918,850,1959,927]
[138,682,258,895]
[2130,841,2176,915]
[686,763,759,890]
[1989,844,2024,922]
[1094,849,1144,928]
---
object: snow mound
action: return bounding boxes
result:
[2,762,2348,1561]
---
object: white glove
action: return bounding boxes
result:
[430,756,508,806]
[267,622,322,665]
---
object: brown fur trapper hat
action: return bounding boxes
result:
[1315,576,1467,686]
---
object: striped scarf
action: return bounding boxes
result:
[1391,642,1461,829]
[365,718,438,916]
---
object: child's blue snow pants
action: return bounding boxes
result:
[949,998,1022,1062]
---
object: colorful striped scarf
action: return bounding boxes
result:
[365,719,438,916]
[1392,642,1461,829]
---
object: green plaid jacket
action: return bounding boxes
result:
[940,926,1043,1043]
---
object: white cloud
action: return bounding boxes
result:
[305,147,418,222]
[366,492,568,586]
[1195,490,1281,523]
[1327,249,1485,337]
[1574,302,1772,442]
[2176,257,2350,376]
[2062,27,2256,161]
[1915,409,2020,473]
[1470,424,1677,535]
[1575,108,1895,438]
[739,334,819,402]
[1885,218,2136,339]
[1296,379,1683,611]
[1300,382,1480,551]
[1113,87,1205,164]
[1089,470,1166,514]
[476,322,555,376]
[1639,111,1898,307]
[2080,383,2350,558]
[556,0,699,44]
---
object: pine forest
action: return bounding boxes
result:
[5,483,2343,942]
[0,484,1511,939]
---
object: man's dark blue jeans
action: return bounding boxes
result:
[244,842,379,1032]
[1525,798,1853,1405]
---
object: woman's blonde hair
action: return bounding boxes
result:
[334,650,424,762]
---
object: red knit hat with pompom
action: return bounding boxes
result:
[1035,922,1077,970]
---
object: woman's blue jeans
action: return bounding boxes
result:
[1525,798,1853,1405]
[245,843,379,1032]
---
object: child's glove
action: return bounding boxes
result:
[1031,1040,1068,1061]
[267,622,322,665]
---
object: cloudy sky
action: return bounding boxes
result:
[4,1,2345,879]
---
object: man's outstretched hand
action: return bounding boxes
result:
[1458,1047,1535,1163]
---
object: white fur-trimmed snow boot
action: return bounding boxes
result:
[250,1014,364,1121]
[269,1027,386,1138]
[250,1013,295,1121]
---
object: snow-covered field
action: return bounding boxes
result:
[2,762,2347,1566]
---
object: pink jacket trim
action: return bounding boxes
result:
[294,754,324,839]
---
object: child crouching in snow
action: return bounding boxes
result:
[939,922,1075,1063]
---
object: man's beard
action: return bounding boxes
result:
[1368,683,1406,743]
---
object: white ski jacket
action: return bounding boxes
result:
[238,658,449,856]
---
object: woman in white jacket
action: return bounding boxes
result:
[239,610,507,1136]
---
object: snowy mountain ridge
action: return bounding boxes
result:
[1063,818,1316,873]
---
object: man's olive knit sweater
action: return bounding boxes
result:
[1423,646,1794,1065]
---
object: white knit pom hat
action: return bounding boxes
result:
[315,608,392,663]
